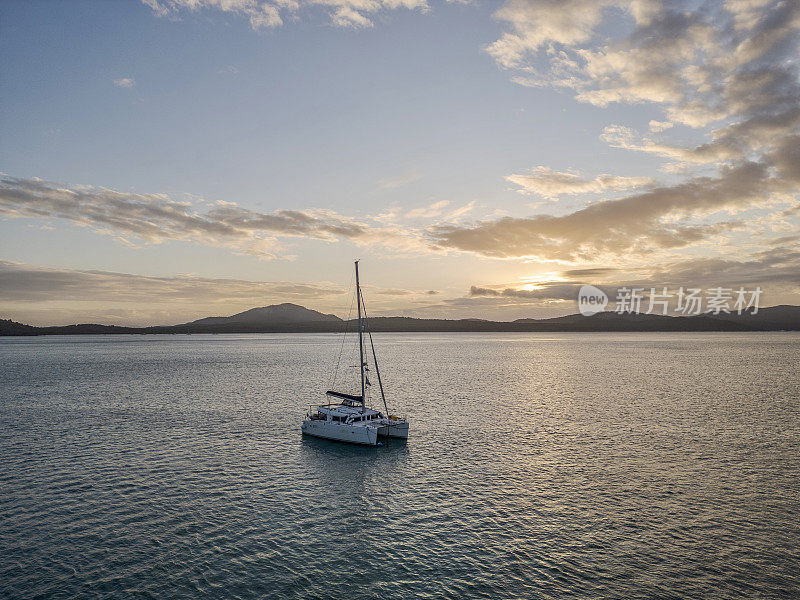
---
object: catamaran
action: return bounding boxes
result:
[301,261,409,445]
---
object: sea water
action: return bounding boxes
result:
[1,333,798,599]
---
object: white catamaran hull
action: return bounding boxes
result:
[301,420,379,445]
[378,421,409,439]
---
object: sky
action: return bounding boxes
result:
[1,0,799,326]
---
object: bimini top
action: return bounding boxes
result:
[326,390,362,403]
[316,402,384,420]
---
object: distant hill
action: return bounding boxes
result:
[187,303,341,327]
[709,305,800,330]
[0,319,38,336]
[1,304,798,336]
[511,306,800,331]
[509,311,755,332]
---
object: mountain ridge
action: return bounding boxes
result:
[187,303,341,326]
[2,305,798,335]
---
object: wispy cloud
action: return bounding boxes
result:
[0,174,423,258]
[405,200,450,219]
[142,0,283,28]
[113,77,135,88]
[432,161,790,261]
[649,120,673,133]
[489,0,800,139]
[141,0,431,30]
[377,169,422,190]
[506,166,655,199]
[0,260,346,304]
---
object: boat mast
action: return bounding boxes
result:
[355,260,366,412]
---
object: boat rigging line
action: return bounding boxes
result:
[359,286,389,416]
[329,268,355,392]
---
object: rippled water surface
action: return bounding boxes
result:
[1,332,799,599]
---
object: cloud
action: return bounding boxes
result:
[446,201,475,220]
[431,161,786,261]
[113,77,135,88]
[372,287,415,296]
[0,260,347,304]
[142,0,283,28]
[648,120,673,132]
[0,174,425,258]
[559,267,617,278]
[465,244,800,311]
[644,245,800,289]
[330,5,374,28]
[377,170,422,190]
[599,124,743,164]
[469,284,579,301]
[489,1,800,131]
[449,0,800,268]
[486,0,614,69]
[405,200,450,219]
[506,166,655,198]
[769,234,800,246]
[141,0,430,29]
[601,107,800,166]
[488,0,800,157]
